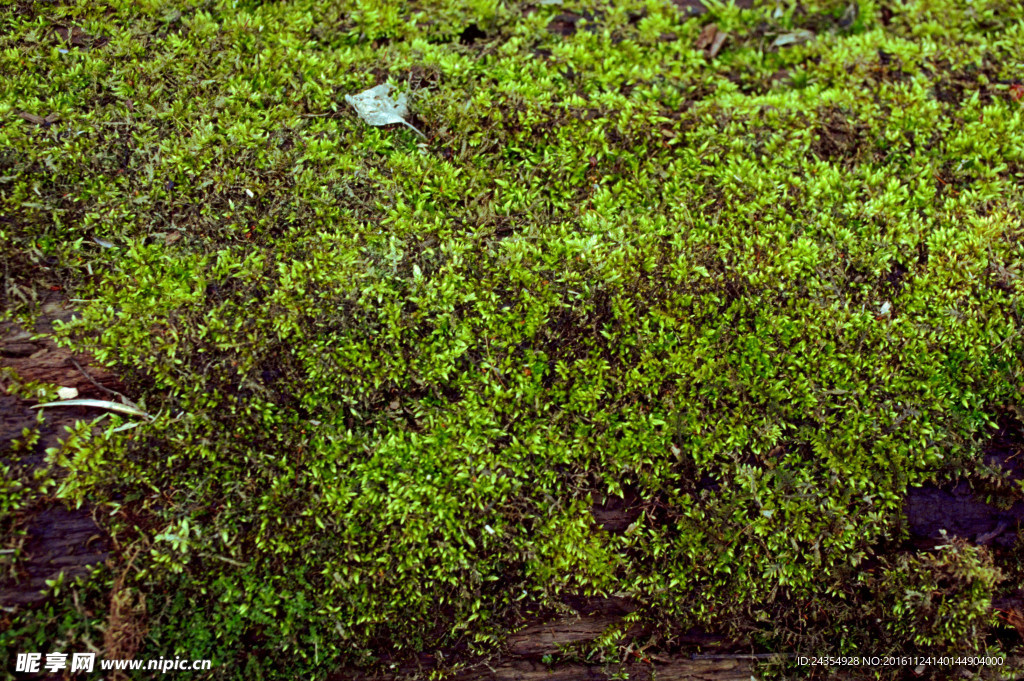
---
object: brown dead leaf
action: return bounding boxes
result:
[695,23,718,51]
[164,232,182,245]
[707,30,728,59]
[53,24,107,48]
[55,25,84,45]
[17,112,59,126]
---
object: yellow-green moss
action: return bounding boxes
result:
[2,0,1023,678]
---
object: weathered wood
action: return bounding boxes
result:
[0,506,110,607]
[591,488,643,533]
[449,657,752,681]
[1,301,114,608]
[336,652,753,681]
[506,614,645,657]
[903,410,1024,549]
[0,342,120,395]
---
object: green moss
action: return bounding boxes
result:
[2,0,1023,678]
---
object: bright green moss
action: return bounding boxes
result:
[2,0,1023,678]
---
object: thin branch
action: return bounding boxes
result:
[31,398,153,420]
[69,356,134,405]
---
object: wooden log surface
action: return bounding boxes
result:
[1,299,117,608]
[506,614,644,657]
[447,657,753,681]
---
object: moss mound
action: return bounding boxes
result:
[2,0,1023,678]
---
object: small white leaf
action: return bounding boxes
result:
[56,386,78,400]
[772,29,815,48]
[345,83,426,139]
[245,188,254,198]
[92,237,116,249]
[484,524,496,535]
[879,301,891,315]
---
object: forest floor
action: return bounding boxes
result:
[2,0,1024,679]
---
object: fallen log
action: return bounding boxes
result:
[0,300,116,608]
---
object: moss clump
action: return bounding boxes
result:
[868,537,1004,653]
[2,0,1023,678]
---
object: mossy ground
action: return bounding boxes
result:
[2,0,1023,678]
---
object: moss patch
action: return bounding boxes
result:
[2,0,1023,678]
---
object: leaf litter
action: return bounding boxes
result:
[344,83,426,139]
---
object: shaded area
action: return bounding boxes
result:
[331,592,754,680]
[1,297,121,607]
[904,410,1024,550]
[905,485,1024,550]
[328,411,1024,679]
[0,507,110,607]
